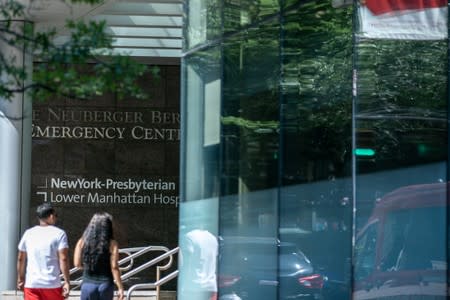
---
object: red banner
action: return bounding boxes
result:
[359,0,448,40]
[365,0,447,16]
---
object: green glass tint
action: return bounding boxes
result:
[279,3,354,299]
[223,0,279,33]
[221,20,280,197]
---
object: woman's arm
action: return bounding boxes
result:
[73,239,84,269]
[110,240,124,299]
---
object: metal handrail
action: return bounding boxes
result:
[65,245,179,299]
[119,246,170,272]
[67,245,169,288]
[126,270,179,300]
[121,246,178,281]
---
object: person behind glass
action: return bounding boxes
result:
[179,227,218,300]
[17,202,70,300]
[74,212,124,300]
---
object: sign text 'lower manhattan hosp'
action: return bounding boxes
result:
[36,177,179,207]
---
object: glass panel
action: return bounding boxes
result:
[181,48,221,202]
[184,0,221,50]
[354,222,377,280]
[178,198,219,300]
[178,48,222,300]
[218,236,278,300]
[218,18,280,300]
[381,207,446,272]
[279,2,353,300]
[223,0,279,33]
[220,20,280,231]
[353,1,448,299]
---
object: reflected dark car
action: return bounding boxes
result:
[280,227,352,300]
[218,236,324,300]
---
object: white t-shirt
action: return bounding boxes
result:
[183,229,218,292]
[18,225,69,288]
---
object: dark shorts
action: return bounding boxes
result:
[24,287,64,300]
[80,281,114,300]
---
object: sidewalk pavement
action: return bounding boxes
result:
[1,290,176,300]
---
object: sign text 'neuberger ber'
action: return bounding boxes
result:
[33,108,180,125]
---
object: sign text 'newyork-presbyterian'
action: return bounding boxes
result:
[36,177,179,207]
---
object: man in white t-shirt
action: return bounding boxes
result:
[17,203,70,300]
[179,228,218,300]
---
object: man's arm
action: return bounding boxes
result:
[58,248,70,298]
[16,251,26,290]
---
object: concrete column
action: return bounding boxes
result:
[0,20,32,291]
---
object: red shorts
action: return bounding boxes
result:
[24,287,64,300]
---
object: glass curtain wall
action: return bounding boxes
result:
[179,0,449,299]
[280,2,353,299]
[352,1,448,299]
[178,0,222,298]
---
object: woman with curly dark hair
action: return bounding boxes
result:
[74,212,124,300]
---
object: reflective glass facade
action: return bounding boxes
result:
[178,1,449,299]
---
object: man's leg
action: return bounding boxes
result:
[23,288,40,300]
[24,287,64,300]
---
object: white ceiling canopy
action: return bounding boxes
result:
[30,0,183,60]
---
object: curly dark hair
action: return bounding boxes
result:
[82,212,114,272]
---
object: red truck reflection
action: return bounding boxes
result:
[353,182,448,299]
